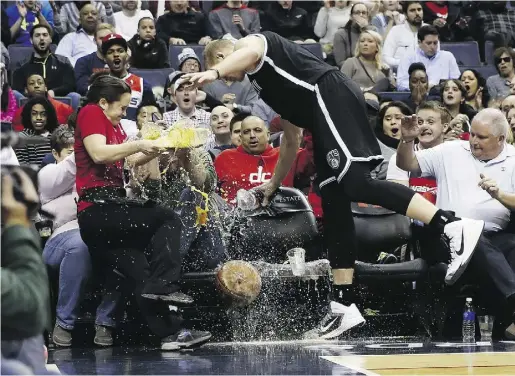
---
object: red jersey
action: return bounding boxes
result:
[75,104,127,212]
[215,145,280,204]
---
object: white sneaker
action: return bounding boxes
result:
[304,301,365,340]
[444,218,484,285]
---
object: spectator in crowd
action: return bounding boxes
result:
[53,0,115,35]
[208,0,260,40]
[333,2,372,67]
[101,33,155,136]
[387,101,445,205]
[402,62,429,111]
[382,1,424,70]
[128,17,169,69]
[40,126,119,348]
[178,48,201,73]
[156,0,211,46]
[373,101,412,180]
[12,74,74,132]
[0,62,18,123]
[75,75,211,350]
[14,96,59,165]
[472,1,515,51]
[461,69,489,111]
[1,168,49,375]
[422,1,471,42]
[12,25,77,106]
[114,0,153,41]
[487,48,515,101]
[163,73,211,129]
[341,29,392,92]
[508,107,515,141]
[229,111,245,147]
[440,79,477,125]
[501,94,515,117]
[215,116,278,204]
[371,0,405,38]
[55,3,100,67]
[203,39,270,122]
[261,1,313,42]
[208,105,235,158]
[74,23,114,96]
[396,25,460,92]
[6,0,53,46]
[314,0,351,55]
[397,108,515,340]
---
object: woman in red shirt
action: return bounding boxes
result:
[75,75,211,350]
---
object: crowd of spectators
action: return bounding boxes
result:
[1,0,515,361]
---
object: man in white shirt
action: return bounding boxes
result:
[397,108,515,340]
[382,1,424,69]
[114,0,153,41]
[396,25,460,91]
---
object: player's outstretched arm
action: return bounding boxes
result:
[183,36,265,86]
[255,118,302,206]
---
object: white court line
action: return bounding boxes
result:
[321,356,380,376]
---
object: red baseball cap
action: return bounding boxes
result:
[101,33,128,55]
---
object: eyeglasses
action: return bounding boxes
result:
[353,10,368,16]
[496,56,512,64]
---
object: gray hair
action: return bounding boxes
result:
[473,108,509,138]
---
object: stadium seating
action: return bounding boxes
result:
[7,44,58,72]
[169,44,205,71]
[378,91,411,102]
[440,42,481,66]
[130,68,175,98]
[459,65,498,79]
[484,41,496,66]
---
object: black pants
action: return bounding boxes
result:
[321,162,416,269]
[466,232,515,315]
[78,203,184,338]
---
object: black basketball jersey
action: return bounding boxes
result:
[246,31,337,130]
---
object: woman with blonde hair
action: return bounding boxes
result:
[341,28,392,91]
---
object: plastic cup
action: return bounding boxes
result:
[287,248,306,276]
[479,315,493,341]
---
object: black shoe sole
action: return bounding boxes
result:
[52,336,72,348]
[94,337,114,347]
[161,333,212,351]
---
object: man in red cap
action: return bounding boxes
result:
[100,33,155,137]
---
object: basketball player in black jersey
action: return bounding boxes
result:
[183,32,485,339]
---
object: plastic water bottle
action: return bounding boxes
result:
[462,297,476,343]
[236,189,259,211]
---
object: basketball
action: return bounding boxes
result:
[215,260,262,307]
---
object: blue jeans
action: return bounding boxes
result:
[42,229,119,330]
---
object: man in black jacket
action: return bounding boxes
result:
[128,17,169,69]
[12,24,79,108]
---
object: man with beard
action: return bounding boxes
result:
[55,3,100,67]
[102,33,155,137]
[12,25,77,106]
[396,25,460,91]
[12,74,74,132]
[6,0,53,46]
[383,1,424,69]
[114,0,153,41]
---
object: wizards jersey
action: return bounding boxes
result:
[120,73,154,137]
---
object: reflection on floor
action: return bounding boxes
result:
[48,340,515,375]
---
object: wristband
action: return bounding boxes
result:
[401,138,414,144]
[210,69,221,79]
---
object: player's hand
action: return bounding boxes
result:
[401,115,420,142]
[182,70,219,88]
[253,180,279,207]
[479,173,500,199]
[17,2,27,18]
